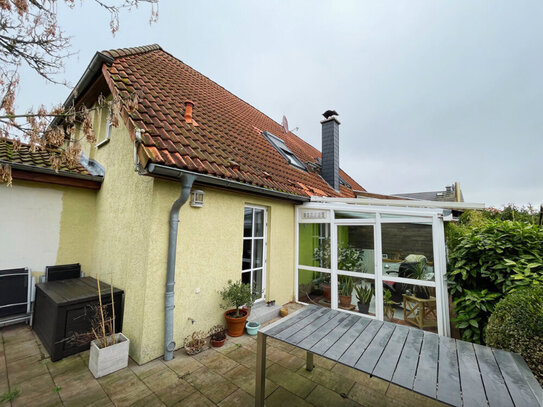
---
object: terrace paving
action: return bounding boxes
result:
[0,322,445,407]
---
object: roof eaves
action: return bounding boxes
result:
[1,161,104,183]
[147,163,309,203]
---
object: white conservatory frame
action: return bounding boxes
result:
[295,201,452,336]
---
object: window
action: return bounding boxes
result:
[242,206,267,301]
[262,131,306,170]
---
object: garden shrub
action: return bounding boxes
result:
[486,285,543,385]
[447,219,543,344]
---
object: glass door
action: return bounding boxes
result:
[242,206,267,302]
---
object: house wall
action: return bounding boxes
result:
[0,180,95,275]
[56,104,297,364]
[71,112,156,363]
[137,181,296,363]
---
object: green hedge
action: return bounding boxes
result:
[486,286,543,385]
[447,219,543,344]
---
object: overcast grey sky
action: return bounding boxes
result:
[14,1,543,207]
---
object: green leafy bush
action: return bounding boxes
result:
[486,285,543,385]
[447,219,543,343]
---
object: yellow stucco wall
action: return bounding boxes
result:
[55,104,297,364]
[56,186,96,272]
[137,182,296,363]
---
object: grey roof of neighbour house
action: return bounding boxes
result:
[392,184,464,202]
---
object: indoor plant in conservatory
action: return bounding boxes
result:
[219,280,255,337]
[354,283,374,314]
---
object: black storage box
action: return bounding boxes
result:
[33,277,124,362]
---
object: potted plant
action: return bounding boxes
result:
[383,289,397,322]
[208,325,227,347]
[409,260,430,299]
[338,275,354,307]
[354,283,374,313]
[184,331,206,355]
[68,278,129,379]
[219,280,255,337]
[245,321,261,336]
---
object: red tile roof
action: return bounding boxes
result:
[100,44,365,198]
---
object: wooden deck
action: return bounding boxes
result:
[255,305,542,407]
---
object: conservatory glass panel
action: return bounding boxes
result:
[382,282,438,333]
[381,223,435,282]
[298,223,331,269]
[335,211,376,219]
[298,269,331,306]
[337,276,375,316]
[337,225,375,274]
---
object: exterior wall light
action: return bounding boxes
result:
[190,190,204,207]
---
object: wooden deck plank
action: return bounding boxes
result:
[413,331,439,399]
[338,320,383,367]
[262,306,315,336]
[509,353,542,407]
[493,349,540,407]
[355,322,396,374]
[456,341,487,406]
[275,307,330,340]
[436,336,462,407]
[296,312,350,350]
[372,324,409,382]
[283,308,338,345]
[309,314,361,355]
[391,328,424,389]
[473,344,513,407]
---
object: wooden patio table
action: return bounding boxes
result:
[255,305,542,407]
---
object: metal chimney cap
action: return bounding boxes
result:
[322,110,338,119]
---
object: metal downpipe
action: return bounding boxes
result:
[164,174,196,361]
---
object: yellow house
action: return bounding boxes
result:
[0,44,367,364]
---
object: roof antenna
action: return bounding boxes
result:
[282,115,299,133]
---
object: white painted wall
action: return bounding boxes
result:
[0,184,63,272]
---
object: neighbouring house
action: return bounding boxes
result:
[0,44,477,364]
[392,183,464,202]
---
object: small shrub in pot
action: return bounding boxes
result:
[219,280,255,337]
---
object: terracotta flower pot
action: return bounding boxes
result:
[211,338,226,347]
[322,284,331,301]
[338,295,352,307]
[224,309,248,337]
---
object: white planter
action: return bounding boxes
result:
[89,333,129,378]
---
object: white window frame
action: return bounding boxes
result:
[242,205,267,302]
[295,202,450,336]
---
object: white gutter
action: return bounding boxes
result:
[309,196,485,210]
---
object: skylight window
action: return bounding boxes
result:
[262,131,306,171]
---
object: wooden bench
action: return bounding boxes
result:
[255,305,542,407]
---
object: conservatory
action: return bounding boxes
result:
[296,200,452,336]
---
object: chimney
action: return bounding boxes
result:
[184,100,194,124]
[321,110,340,191]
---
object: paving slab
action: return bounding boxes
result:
[5,354,48,385]
[171,390,215,407]
[265,363,316,399]
[163,351,204,377]
[9,370,61,407]
[222,364,278,398]
[97,367,153,406]
[129,358,168,380]
[306,384,362,407]
[296,365,355,395]
[217,388,254,407]
[193,348,240,375]
[183,366,238,404]
[264,387,314,407]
